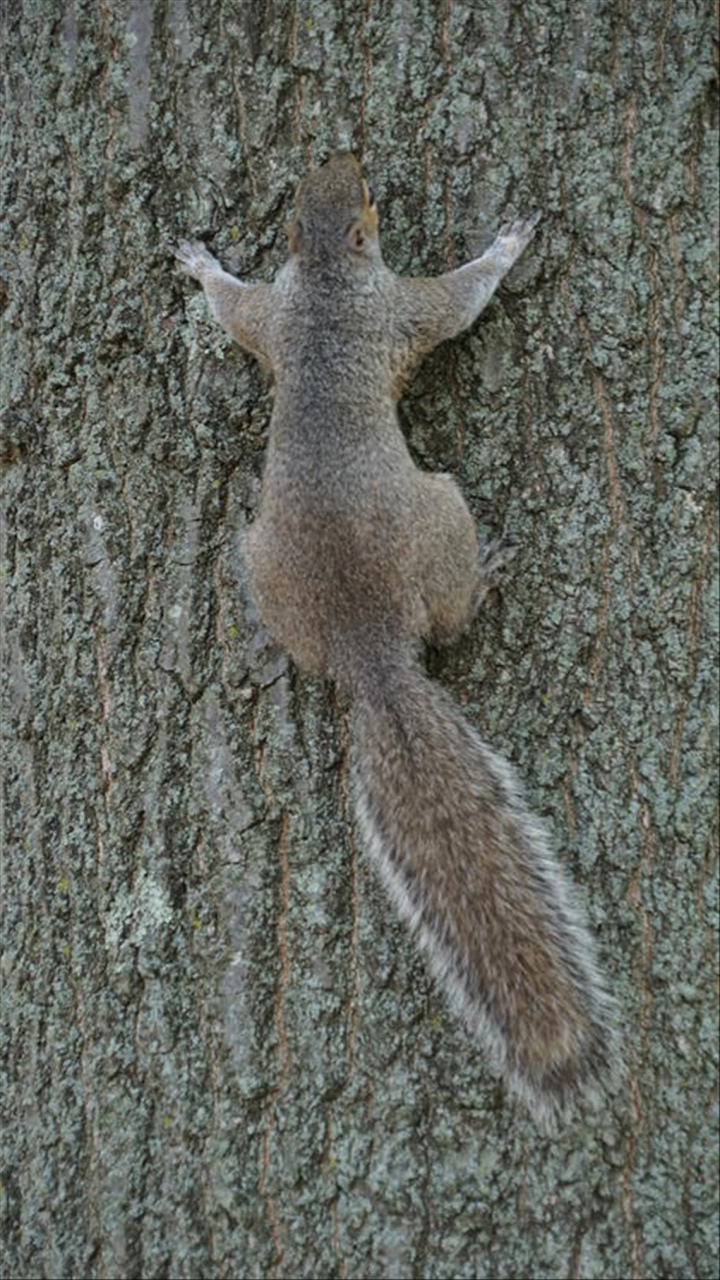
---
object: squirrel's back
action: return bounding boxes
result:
[247,258,444,677]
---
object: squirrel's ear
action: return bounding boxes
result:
[347,222,365,253]
[287,219,303,253]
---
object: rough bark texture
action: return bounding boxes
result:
[1,2,718,1278]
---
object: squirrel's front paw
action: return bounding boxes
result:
[173,239,219,281]
[495,213,541,262]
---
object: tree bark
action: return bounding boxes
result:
[1,2,717,1277]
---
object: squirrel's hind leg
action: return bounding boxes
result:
[415,473,479,646]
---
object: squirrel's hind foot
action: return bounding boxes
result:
[473,538,517,613]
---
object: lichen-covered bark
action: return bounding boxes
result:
[1,2,717,1277]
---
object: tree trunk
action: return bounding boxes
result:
[1,2,717,1277]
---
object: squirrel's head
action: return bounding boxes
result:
[288,153,379,261]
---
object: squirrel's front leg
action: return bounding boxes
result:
[393,213,540,367]
[174,240,273,366]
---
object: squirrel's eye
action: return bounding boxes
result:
[367,184,375,206]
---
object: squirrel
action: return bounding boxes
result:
[174,152,616,1124]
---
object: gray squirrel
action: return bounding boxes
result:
[175,152,616,1123]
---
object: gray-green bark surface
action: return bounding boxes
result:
[1,2,718,1277]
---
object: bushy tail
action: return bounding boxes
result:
[350,643,617,1124]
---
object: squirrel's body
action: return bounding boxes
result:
[247,254,477,679]
[176,153,616,1123]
